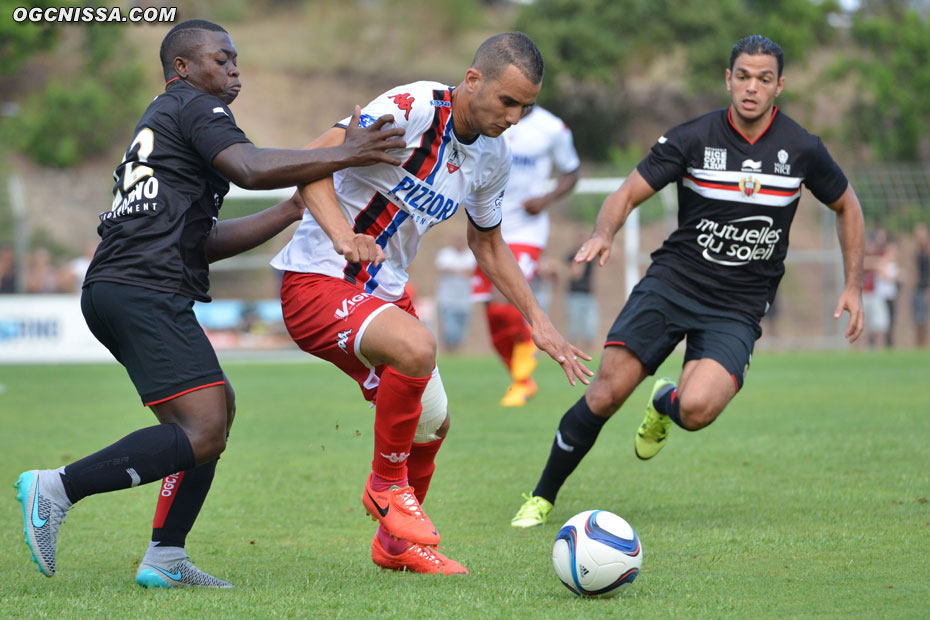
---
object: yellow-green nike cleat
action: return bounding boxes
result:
[635,377,676,460]
[511,493,553,528]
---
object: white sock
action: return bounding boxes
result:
[143,542,187,564]
[39,468,73,509]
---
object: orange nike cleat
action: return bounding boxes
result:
[362,475,440,546]
[500,378,538,407]
[371,533,468,575]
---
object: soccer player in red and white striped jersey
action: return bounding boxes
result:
[273,33,592,574]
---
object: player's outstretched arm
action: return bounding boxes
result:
[212,107,405,190]
[206,192,306,263]
[467,221,593,386]
[575,169,655,267]
[827,185,865,342]
[296,126,384,265]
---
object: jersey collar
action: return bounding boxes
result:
[727,106,778,145]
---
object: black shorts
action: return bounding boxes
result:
[605,276,762,390]
[81,281,224,405]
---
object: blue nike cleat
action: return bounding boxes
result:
[14,470,69,577]
[136,557,233,588]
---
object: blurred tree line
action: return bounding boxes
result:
[1,0,928,167]
[0,0,143,167]
[516,0,930,162]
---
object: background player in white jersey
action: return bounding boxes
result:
[272,33,592,574]
[472,106,580,407]
[511,34,865,528]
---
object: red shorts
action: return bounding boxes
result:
[471,243,542,302]
[280,271,417,401]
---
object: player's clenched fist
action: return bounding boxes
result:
[333,232,385,265]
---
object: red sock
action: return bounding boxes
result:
[372,366,430,480]
[406,438,444,504]
[377,524,410,555]
[369,472,408,492]
[486,302,530,369]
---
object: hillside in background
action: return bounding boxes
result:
[2,1,927,350]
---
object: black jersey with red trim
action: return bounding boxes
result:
[84,80,251,302]
[636,107,848,321]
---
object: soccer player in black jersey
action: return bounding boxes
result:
[14,19,406,587]
[512,35,865,528]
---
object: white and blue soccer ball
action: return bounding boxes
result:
[552,509,642,598]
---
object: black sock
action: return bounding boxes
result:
[533,397,609,504]
[61,424,196,504]
[653,385,687,429]
[152,458,217,548]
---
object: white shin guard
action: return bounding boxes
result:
[415,369,448,443]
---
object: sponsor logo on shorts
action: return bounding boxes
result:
[335,293,371,320]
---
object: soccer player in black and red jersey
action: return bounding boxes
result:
[511,35,865,528]
[13,19,405,587]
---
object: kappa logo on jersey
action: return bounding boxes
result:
[337,329,352,354]
[774,149,791,175]
[334,292,371,320]
[389,93,414,121]
[739,175,761,198]
[703,147,727,171]
[695,215,782,266]
[388,177,460,223]
[446,144,466,174]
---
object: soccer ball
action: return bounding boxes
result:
[552,510,642,598]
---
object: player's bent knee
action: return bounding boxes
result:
[188,430,227,463]
[677,398,720,430]
[415,372,448,443]
[402,328,438,376]
[584,378,626,418]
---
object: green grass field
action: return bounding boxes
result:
[1,351,928,619]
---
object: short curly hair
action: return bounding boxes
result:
[159,19,228,80]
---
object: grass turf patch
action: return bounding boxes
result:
[0,351,928,619]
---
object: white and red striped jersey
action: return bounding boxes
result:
[500,106,579,248]
[272,81,510,301]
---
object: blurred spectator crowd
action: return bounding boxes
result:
[4,219,929,350]
[0,242,96,295]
